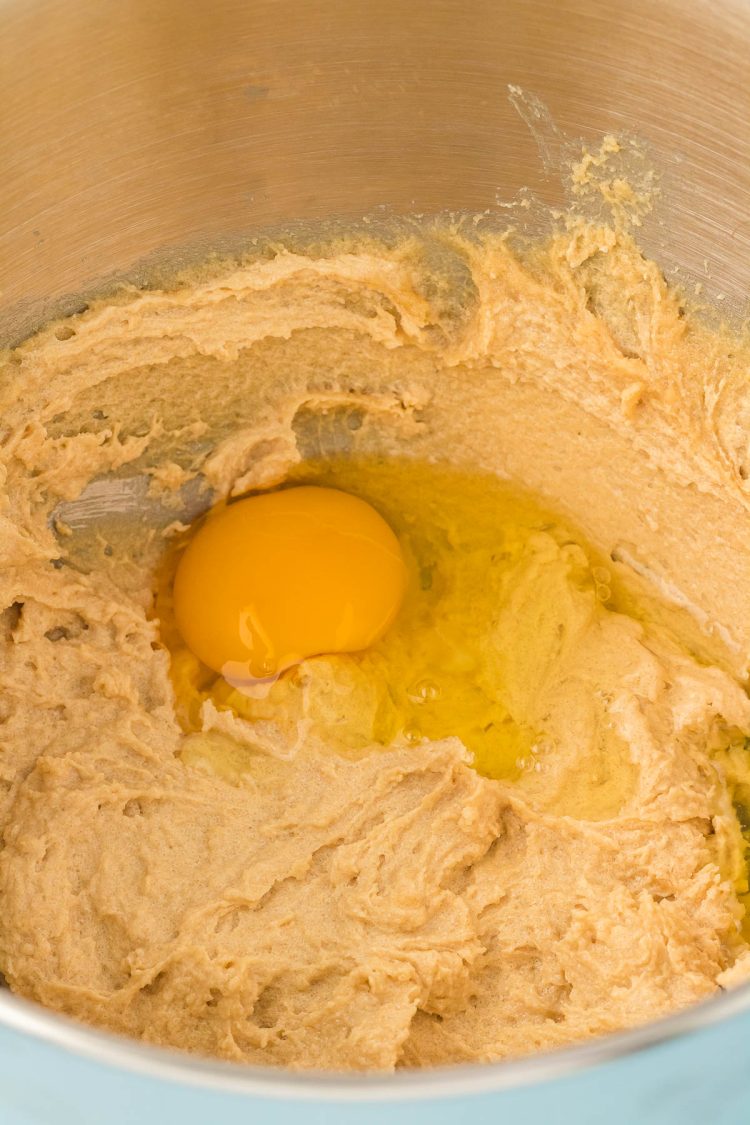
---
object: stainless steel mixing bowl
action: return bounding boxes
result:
[3,0,750,347]
[1,0,750,1118]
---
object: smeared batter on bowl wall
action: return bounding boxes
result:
[0,195,750,1070]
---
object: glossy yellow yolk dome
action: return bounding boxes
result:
[173,485,408,681]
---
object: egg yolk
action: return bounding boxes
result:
[173,485,408,681]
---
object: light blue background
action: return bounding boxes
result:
[1,1007,749,1125]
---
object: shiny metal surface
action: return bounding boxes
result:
[2,0,750,346]
[1,0,750,1100]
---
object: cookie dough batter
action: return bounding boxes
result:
[0,215,749,1070]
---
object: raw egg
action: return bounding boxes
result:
[165,459,617,783]
[173,485,408,681]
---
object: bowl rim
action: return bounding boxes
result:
[0,977,749,1101]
